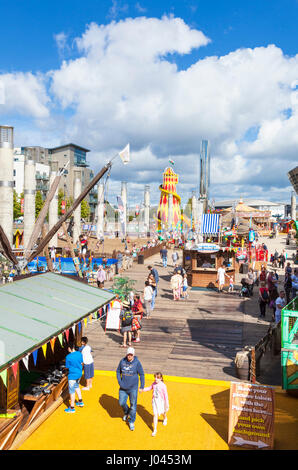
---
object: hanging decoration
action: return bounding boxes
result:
[50,338,56,353]
[42,343,48,358]
[22,355,30,371]
[0,369,8,387]
[11,362,18,379]
[32,349,38,366]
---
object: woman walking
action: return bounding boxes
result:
[258,282,269,318]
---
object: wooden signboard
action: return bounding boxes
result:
[228,382,275,450]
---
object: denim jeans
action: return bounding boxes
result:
[162,257,167,267]
[119,388,138,424]
[151,288,157,310]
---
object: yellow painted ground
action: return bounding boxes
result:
[19,371,298,450]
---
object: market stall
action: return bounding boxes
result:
[0,272,115,450]
[183,243,236,288]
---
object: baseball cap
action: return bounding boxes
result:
[127,347,135,356]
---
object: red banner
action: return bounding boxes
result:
[61,200,66,214]
[21,198,24,214]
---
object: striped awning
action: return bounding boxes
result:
[200,214,220,234]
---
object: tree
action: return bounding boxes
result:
[81,198,90,220]
[35,190,44,219]
[13,190,22,220]
[112,276,136,301]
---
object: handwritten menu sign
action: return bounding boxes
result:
[228,382,275,450]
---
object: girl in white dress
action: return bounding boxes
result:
[140,372,169,436]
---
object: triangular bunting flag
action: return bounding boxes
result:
[50,338,56,353]
[32,349,38,366]
[11,362,18,379]
[84,317,87,328]
[42,343,47,358]
[89,314,92,324]
[65,329,69,341]
[58,334,63,346]
[0,369,7,387]
[78,322,81,334]
[72,325,76,336]
[22,355,29,371]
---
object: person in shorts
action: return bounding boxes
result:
[79,336,94,390]
[64,342,84,413]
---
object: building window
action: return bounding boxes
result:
[74,149,86,166]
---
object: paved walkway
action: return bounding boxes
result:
[17,233,298,451]
[19,372,298,450]
[85,234,295,383]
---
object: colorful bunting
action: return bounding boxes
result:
[72,325,76,336]
[84,317,87,328]
[22,355,29,371]
[0,369,7,387]
[78,322,81,334]
[32,349,38,366]
[11,362,18,379]
[58,334,63,346]
[50,338,56,353]
[42,343,48,358]
[89,314,93,324]
[65,329,69,341]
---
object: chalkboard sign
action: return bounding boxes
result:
[228,382,275,450]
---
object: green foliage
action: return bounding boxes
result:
[81,198,90,220]
[112,276,136,301]
[13,190,22,220]
[35,190,44,219]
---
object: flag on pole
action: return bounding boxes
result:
[169,159,174,166]
[119,144,130,165]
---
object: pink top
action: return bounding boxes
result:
[143,381,169,410]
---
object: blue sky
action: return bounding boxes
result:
[1,0,297,73]
[1,0,298,205]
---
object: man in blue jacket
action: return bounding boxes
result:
[116,347,145,431]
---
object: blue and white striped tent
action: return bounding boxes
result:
[200,214,220,234]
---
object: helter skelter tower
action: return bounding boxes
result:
[157,167,181,231]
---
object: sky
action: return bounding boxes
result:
[0,0,298,207]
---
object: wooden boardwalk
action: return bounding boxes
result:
[86,251,271,381]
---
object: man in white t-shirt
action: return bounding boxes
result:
[275,291,286,324]
[79,336,94,390]
[217,264,227,293]
[143,280,153,318]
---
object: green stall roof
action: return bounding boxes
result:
[0,273,115,370]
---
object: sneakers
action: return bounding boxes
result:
[82,387,90,391]
[163,417,167,426]
[152,430,157,436]
[132,338,140,343]
[75,401,85,407]
[129,422,135,431]
[64,407,75,413]
[123,414,129,422]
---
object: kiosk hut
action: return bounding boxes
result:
[0,272,115,450]
[183,243,236,288]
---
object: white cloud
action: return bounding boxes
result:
[1,16,298,204]
[0,72,49,119]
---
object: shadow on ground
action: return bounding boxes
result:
[99,394,153,430]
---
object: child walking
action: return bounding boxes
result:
[228,275,234,293]
[140,372,169,437]
[79,336,94,390]
[182,274,189,299]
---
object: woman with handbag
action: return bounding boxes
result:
[131,294,143,343]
